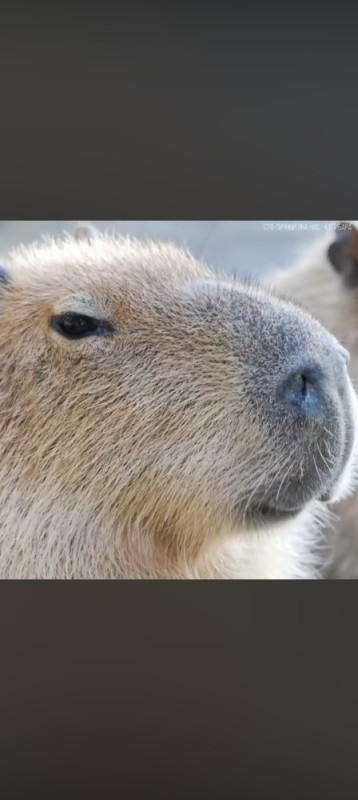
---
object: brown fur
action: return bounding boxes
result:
[0,227,356,579]
[271,224,358,578]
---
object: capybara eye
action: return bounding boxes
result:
[51,313,113,339]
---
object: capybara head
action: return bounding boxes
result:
[0,229,357,576]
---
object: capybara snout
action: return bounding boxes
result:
[224,287,358,524]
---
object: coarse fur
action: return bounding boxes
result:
[270,223,358,578]
[0,227,357,579]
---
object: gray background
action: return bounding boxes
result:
[0,221,336,278]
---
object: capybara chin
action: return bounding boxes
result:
[0,227,357,579]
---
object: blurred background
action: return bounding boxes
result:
[0,221,336,278]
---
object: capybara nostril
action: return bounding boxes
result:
[280,366,325,420]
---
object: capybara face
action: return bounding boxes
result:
[0,233,357,558]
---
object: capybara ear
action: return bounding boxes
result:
[74,222,100,243]
[327,222,358,288]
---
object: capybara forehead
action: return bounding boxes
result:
[8,233,209,288]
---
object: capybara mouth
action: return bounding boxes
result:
[242,501,304,529]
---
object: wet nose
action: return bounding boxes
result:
[280,358,347,420]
